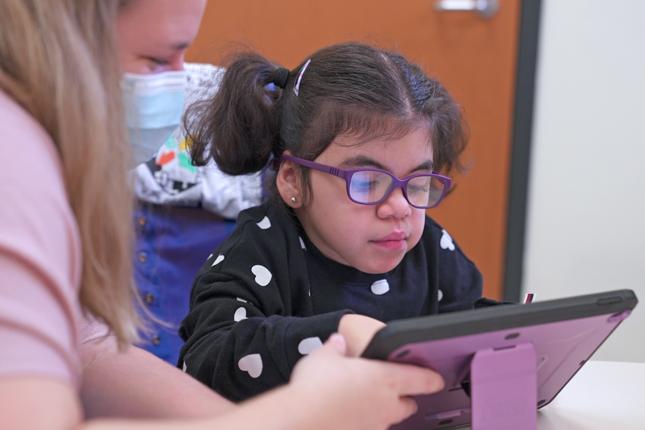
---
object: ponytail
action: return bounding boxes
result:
[186,53,288,174]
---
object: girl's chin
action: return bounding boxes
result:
[356,256,404,275]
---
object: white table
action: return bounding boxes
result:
[458,360,645,429]
[533,360,645,429]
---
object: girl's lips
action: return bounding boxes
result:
[375,232,408,242]
[371,232,408,250]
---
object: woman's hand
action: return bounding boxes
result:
[288,334,445,430]
[338,314,386,356]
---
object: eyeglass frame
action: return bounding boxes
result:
[280,154,452,209]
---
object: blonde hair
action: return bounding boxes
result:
[0,0,140,345]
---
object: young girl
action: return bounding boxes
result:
[180,42,483,401]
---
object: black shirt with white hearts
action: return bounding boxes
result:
[178,200,483,401]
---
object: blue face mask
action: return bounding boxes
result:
[122,71,187,166]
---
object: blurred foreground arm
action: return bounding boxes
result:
[1,334,443,430]
[80,336,234,419]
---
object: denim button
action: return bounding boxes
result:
[144,292,155,305]
[138,252,148,263]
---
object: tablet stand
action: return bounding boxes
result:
[470,342,537,430]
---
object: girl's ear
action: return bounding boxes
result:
[276,151,304,208]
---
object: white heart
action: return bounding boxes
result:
[438,289,444,302]
[299,236,306,250]
[256,216,272,230]
[238,353,263,378]
[371,279,390,295]
[212,254,225,266]
[234,307,247,322]
[251,265,272,286]
[440,229,455,251]
[298,337,323,355]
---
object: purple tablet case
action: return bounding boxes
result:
[362,289,638,430]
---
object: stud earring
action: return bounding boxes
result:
[290,196,297,204]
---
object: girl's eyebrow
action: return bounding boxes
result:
[340,155,434,172]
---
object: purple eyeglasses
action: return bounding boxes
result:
[281,154,452,209]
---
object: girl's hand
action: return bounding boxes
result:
[338,314,386,356]
[289,334,444,430]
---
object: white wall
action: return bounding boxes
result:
[524,0,645,362]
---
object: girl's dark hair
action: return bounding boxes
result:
[187,42,467,182]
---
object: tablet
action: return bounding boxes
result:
[362,289,638,430]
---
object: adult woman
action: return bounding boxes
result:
[0,1,443,429]
[118,0,248,365]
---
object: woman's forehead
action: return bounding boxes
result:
[118,0,204,49]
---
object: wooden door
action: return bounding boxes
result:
[187,0,521,299]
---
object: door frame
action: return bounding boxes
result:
[503,0,543,301]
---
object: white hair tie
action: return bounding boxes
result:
[293,59,311,96]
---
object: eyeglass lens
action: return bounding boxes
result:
[348,171,445,208]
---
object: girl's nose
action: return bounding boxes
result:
[376,187,411,219]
